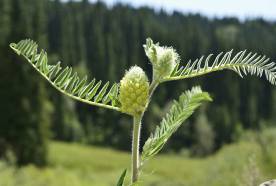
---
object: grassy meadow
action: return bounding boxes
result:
[0,129,276,186]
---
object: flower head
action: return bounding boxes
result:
[119,66,149,116]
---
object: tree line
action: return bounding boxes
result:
[0,0,276,165]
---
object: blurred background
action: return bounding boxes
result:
[0,0,276,185]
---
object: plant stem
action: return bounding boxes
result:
[131,79,159,183]
[131,115,142,183]
[149,80,159,98]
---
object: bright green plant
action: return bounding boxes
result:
[9,38,276,185]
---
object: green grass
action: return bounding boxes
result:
[0,129,276,186]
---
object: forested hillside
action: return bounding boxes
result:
[1,0,276,165]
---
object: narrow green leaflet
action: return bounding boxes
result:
[116,169,127,186]
[165,50,276,85]
[10,39,120,111]
[141,86,212,163]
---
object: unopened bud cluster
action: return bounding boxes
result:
[119,66,149,116]
[144,38,179,81]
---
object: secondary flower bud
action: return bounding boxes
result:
[119,66,149,116]
[144,38,179,80]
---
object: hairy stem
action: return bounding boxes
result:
[132,115,142,183]
[149,80,159,98]
[131,78,160,183]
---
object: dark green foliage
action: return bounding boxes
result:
[0,0,51,166]
[52,96,84,142]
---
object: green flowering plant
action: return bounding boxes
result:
[9,38,276,185]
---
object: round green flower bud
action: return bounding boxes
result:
[119,66,149,116]
[144,38,179,80]
[154,46,178,79]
